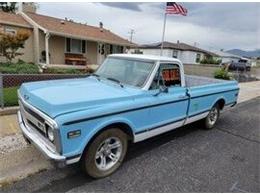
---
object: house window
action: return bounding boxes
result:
[132,49,143,54]
[172,50,178,58]
[5,28,16,35]
[66,38,86,54]
[196,53,201,63]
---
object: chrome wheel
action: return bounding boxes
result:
[95,137,122,171]
[208,107,218,126]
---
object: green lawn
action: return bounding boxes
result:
[3,87,19,107]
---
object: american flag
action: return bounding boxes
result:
[165,2,187,16]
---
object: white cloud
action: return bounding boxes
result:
[37,2,260,51]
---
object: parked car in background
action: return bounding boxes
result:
[227,58,251,71]
[18,54,239,178]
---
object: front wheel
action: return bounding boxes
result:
[203,104,220,129]
[81,128,128,178]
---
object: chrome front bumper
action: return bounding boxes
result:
[18,111,66,162]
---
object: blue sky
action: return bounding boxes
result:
[38,2,260,51]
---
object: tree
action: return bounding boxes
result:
[0,29,30,63]
[0,2,17,13]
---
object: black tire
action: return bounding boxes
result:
[81,128,128,178]
[202,104,220,130]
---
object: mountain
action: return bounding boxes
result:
[226,49,260,58]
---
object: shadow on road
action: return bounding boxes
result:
[22,123,201,193]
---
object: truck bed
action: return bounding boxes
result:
[185,75,227,88]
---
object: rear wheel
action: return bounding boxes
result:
[203,104,220,129]
[81,128,128,178]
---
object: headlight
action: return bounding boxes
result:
[47,127,55,142]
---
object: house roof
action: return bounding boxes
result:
[212,50,242,59]
[136,41,218,57]
[0,11,32,28]
[25,12,134,47]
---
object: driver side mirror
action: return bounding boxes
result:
[154,85,168,96]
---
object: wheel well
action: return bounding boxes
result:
[215,99,225,110]
[102,122,134,141]
[81,122,134,159]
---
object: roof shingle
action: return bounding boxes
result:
[0,11,32,28]
[26,12,133,46]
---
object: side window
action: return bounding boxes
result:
[150,63,181,90]
[172,50,178,58]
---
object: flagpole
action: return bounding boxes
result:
[160,13,167,56]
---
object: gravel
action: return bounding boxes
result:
[0,133,28,155]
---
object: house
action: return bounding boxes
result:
[212,50,243,64]
[129,41,218,64]
[0,4,133,66]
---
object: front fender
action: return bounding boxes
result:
[57,115,136,158]
[80,116,136,149]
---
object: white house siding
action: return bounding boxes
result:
[129,48,203,64]
[221,57,240,63]
[137,48,173,57]
[179,51,204,64]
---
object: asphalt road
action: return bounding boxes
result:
[1,97,259,192]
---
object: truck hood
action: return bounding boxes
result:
[19,77,140,118]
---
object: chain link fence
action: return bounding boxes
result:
[0,74,87,109]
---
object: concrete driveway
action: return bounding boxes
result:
[1,97,259,192]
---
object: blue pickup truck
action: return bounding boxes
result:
[18,54,239,178]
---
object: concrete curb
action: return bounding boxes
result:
[0,107,19,116]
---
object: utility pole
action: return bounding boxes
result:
[128,29,135,43]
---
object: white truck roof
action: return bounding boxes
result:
[109,54,182,64]
[109,54,185,89]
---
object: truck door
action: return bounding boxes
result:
[148,63,189,131]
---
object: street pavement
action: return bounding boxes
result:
[1,97,259,192]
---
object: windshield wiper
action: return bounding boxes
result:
[106,77,124,88]
[89,73,101,81]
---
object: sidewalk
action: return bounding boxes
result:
[237,81,260,103]
[0,80,259,186]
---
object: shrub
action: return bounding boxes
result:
[200,57,221,65]
[214,68,232,80]
[0,29,31,63]
[0,62,40,74]
[43,67,95,74]
[43,67,83,74]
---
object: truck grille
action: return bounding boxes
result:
[19,100,47,137]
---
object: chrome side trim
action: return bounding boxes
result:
[184,112,209,125]
[134,120,184,142]
[134,111,209,143]
[66,157,81,165]
[18,111,65,161]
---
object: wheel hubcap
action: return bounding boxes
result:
[95,137,122,171]
[208,107,218,125]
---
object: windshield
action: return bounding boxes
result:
[95,57,155,88]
